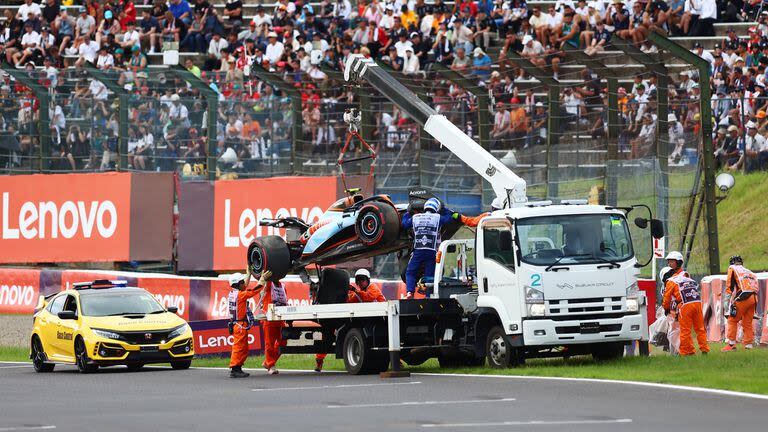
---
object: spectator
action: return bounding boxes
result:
[402,46,420,75]
[162,10,187,44]
[265,31,284,65]
[55,9,75,56]
[75,6,96,40]
[491,101,511,148]
[139,9,161,54]
[121,21,141,49]
[451,46,470,71]
[17,0,42,23]
[224,0,244,29]
[169,0,193,25]
[471,47,492,81]
[13,22,40,67]
[75,34,99,68]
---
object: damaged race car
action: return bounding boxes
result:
[247,190,461,281]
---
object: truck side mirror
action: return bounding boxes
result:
[634,217,647,229]
[499,230,513,251]
[650,219,664,239]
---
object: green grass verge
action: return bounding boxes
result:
[4,344,767,395]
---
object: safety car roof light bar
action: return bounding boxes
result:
[72,280,129,290]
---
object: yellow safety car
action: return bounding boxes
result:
[30,280,194,373]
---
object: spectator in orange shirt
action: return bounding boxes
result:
[509,98,529,149]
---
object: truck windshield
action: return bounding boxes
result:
[516,214,633,266]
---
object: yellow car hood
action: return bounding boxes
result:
[84,313,187,332]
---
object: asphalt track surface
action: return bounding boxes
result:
[1,362,765,432]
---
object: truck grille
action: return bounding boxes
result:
[116,330,173,344]
[547,297,624,316]
[555,324,623,334]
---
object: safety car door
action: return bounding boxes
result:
[42,294,67,360]
[55,295,80,362]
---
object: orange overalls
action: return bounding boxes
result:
[228,283,264,368]
[460,212,490,228]
[316,284,386,362]
[725,265,759,346]
[261,281,287,370]
[663,272,710,355]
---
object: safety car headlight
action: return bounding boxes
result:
[92,329,122,340]
[525,287,544,304]
[528,303,546,316]
[168,324,191,340]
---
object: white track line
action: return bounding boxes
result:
[0,426,56,432]
[252,381,421,392]
[414,372,768,401]
[0,366,30,369]
[422,419,633,428]
[328,398,516,409]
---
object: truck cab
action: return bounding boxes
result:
[433,203,649,366]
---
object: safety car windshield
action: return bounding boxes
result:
[80,291,165,316]
[517,214,633,267]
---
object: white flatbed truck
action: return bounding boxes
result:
[263,55,663,375]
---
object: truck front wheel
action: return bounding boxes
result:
[485,326,524,368]
[342,328,389,375]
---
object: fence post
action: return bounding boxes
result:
[3,63,50,172]
[648,31,720,274]
[249,65,302,174]
[85,65,129,170]
[170,66,219,180]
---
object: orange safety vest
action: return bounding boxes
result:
[663,273,701,311]
[726,265,758,295]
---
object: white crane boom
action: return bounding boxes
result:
[344,54,528,207]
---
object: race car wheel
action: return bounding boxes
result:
[31,336,54,373]
[355,202,399,246]
[171,360,192,370]
[248,235,291,281]
[75,337,98,374]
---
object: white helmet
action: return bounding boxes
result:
[354,269,371,280]
[228,272,247,288]
[659,266,672,282]
[491,197,503,210]
[665,251,684,262]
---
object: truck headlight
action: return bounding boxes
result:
[92,329,122,340]
[626,298,639,312]
[528,304,546,316]
[626,282,639,312]
[525,287,544,304]
[167,324,191,340]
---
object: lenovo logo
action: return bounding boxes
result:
[222,199,324,248]
[2,193,118,240]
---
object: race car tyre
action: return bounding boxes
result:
[126,363,144,372]
[31,336,54,373]
[171,360,192,370]
[248,235,291,281]
[355,201,399,247]
[485,326,524,368]
[316,268,351,304]
[75,337,98,374]
[342,328,389,375]
[591,342,625,361]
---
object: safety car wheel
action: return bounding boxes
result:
[248,235,291,281]
[485,326,524,368]
[170,360,192,370]
[355,202,399,246]
[75,337,98,374]
[31,336,54,373]
[342,328,389,375]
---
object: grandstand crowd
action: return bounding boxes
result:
[0,0,767,173]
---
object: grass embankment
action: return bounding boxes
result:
[716,172,768,272]
[3,344,767,395]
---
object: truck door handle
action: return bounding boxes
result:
[483,278,488,293]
